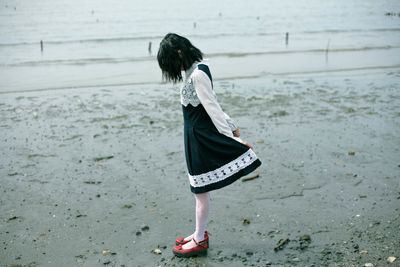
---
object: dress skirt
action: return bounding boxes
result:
[183,104,262,193]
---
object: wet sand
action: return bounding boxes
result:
[1,69,399,266]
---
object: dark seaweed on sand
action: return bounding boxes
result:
[93,155,114,162]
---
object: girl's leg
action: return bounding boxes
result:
[182,192,210,249]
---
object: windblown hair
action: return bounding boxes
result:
[157,33,203,83]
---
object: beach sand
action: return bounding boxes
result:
[1,69,399,266]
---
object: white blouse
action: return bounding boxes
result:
[181,61,242,143]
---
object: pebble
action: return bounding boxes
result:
[102,250,111,255]
[141,224,150,231]
[348,150,355,155]
[292,257,301,262]
[152,248,162,254]
[242,219,250,225]
[299,234,311,241]
[364,263,373,267]
[388,257,396,263]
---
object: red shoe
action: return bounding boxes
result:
[172,238,208,258]
[175,231,209,245]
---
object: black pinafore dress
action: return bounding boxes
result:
[182,64,262,194]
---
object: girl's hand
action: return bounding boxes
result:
[233,128,240,137]
[242,141,253,150]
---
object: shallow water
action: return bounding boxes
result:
[1,0,400,92]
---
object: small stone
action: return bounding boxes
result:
[102,249,111,255]
[256,139,264,143]
[299,234,311,241]
[348,150,355,155]
[364,264,373,267]
[360,250,368,254]
[33,112,38,119]
[292,257,301,262]
[141,225,150,231]
[246,251,253,256]
[388,257,396,263]
[135,231,141,236]
[242,219,250,225]
[152,248,162,254]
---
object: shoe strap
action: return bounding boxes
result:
[193,238,207,248]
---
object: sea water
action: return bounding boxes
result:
[0,0,399,92]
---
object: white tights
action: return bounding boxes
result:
[182,192,210,249]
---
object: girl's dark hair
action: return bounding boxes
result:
[157,33,203,83]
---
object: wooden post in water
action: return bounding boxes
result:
[325,39,330,62]
[148,41,152,55]
[285,32,289,46]
[40,40,43,53]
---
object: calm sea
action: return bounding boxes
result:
[0,0,399,92]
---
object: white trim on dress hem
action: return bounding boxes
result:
[188,149,258,188]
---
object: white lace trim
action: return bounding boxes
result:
[188,149,258,188]
[181,77,201,107]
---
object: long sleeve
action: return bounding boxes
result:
[223,112,237,132]
[192,69,242,143]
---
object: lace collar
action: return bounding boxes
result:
[181,60,210,107]
[181,62,200,107]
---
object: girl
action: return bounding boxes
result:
[157,33,261,257]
